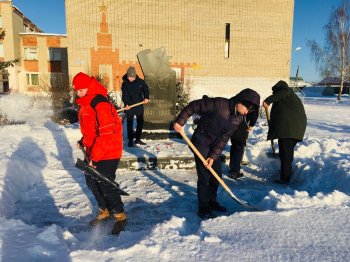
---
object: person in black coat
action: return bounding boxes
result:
[229,104,259,179]
[121,66,150,147]
[173,88,260,219]
[263,80,307,185]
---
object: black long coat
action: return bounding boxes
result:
[264,81,307,141]
[175,88,260,160]
[121,74,149,115]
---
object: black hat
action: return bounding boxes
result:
[240,100,254,109]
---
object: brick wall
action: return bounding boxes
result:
[65,0,294,97]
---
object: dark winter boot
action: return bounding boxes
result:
[274,179,290,186]
[209,201,227,212]
[197,207,217,219]
[111,212,127,235]
[230,172,243,180]
[240,160,249,166]
[134,139,147,145]
[89,208,111,226]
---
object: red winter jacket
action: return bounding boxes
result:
[76,78,123,162]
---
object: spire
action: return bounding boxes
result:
[99,1,108,33]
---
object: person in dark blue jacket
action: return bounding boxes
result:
[173,89,260,219]
[122,66,150,147]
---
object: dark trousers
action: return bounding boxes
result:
[85,159,124,214]
[278,138,298,183]
[126,114,144,141]
[194,155,222,209]
[229,139,245,173]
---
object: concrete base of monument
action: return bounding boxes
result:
[141,130,181,140]
[119,154,230,170]
[120,137,230,170]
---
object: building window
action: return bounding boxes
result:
[225,23,230,58]
[24,48,38,60]
[0,43,4,57]
[26,73,39,86]
[49,48,62,61]
[24,24,29,32]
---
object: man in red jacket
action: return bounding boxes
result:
[73,72,126,235]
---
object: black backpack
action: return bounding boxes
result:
[90,94,120,128]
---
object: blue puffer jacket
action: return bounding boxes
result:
[175,88,260,160]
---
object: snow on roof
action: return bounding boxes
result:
[19,32,67,37]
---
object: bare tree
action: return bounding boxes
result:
[307,1,350,101]
[40,73,72,122]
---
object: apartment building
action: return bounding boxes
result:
[0,0,68,94]
[65,0,294,99]
[19,33,68,93]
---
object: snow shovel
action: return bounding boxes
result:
[117,101,146,113]
[179,130,258,211]
[76,142,129,196]
[264,107,278,158]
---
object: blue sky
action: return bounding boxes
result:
[12,0,66,34]
[12,0,344,83]
[292,0,343,82]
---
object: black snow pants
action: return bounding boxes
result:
[126,113,144,141]
[85,159,124,214]
[278,138,299,183]
[194,155,222,209]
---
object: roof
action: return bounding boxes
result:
[19,33,67,37]
[12,4,43,33]
[317,77,350,85]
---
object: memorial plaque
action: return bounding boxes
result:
[137,48,176,129]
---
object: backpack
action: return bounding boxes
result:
[91,94,120,110]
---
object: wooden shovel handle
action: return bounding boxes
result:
[179,129,258,210]
[264,107,276,155]
[264,106,271,122]
[179,130,236,197]
[117,101,146,112]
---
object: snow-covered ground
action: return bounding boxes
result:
[0,90,349,261]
